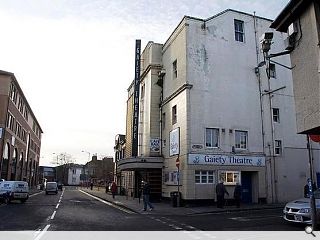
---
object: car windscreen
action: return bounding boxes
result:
[46,183,57,189]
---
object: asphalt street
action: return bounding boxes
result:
[0,186,305,231]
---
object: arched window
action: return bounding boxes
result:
[19,152,24,180]
[1,143,10,180]
[10,148,18,180]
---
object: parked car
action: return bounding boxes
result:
[283,189,320,224]
[0,181,29,203]
[45,182,58,195]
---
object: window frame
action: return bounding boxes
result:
[205,128,219,148]
[234,19,245,42]
[172,60,177,78]
[272,108,280,123]
[195,170,214,184]
[269,63,276,78]
[275,140,282,155]
[218,170,241,185]
[235,130,248,150]
[172,105,177,125]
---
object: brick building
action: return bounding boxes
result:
[0,70,42,186]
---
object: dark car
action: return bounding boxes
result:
[57,183,63,191]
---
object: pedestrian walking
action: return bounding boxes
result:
[233,183,242,208]
[111,181,117,199]
[304,183,309,198]
[90,181,93,190]
[141,181,154,211]
[216,181,229,208]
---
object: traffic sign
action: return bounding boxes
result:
[309,135,320,143]
[176,157,180,168]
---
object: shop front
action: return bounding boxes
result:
[186,153,266,203]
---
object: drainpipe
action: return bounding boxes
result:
[254,12,268,202]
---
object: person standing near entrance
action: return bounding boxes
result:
[216,181,229,208]
[233,182,242,208]
[141,181,154,211]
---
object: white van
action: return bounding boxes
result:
[45,182,58,195]
[0,181,29,203]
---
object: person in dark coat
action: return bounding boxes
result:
[233,183,242,208]
[216,181,229,208]
[111,181,117,199]
[141,181,154,211]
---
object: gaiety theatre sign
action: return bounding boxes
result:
[188,153,265,167]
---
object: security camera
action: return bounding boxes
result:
[260,32,274,42]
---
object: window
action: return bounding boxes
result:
[272,108,280,123]
[15,122,22,138]
[269,63,276,78]
[205,128,219,148]
[172,105,177,125]
[218,171,240,185]
[172,60,177,78]
[234,19,244,42]
[235,130,248,149]
[24,108,29,121]
[140,84,145,100]
[6,113,15,131]
[162,113,166,130]
[275,140,282,155]
[72,169,76,174]
[18,97,23,112]
[195,170,214,184]
[9,84,17,104]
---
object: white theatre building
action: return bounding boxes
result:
[117,9,320,204]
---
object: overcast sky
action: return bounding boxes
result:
[0,0,289,166]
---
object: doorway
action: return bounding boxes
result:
[241,171,252,204]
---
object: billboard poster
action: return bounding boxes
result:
[169,127,180,156]
[150,138,160,152]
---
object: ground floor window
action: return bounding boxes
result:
[218,171,240,185]
[195,170,214,184]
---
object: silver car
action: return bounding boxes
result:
[283,190,320,224]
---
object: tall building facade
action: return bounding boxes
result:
[0,70,43,186]
[117,9,320,203]
[271,0,320,134]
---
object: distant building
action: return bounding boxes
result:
[271,0,320,134]
[0,70,43,186]
[56,163,83,186]
[84,156,114,184]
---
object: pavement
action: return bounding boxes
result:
[79,186,285,216]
